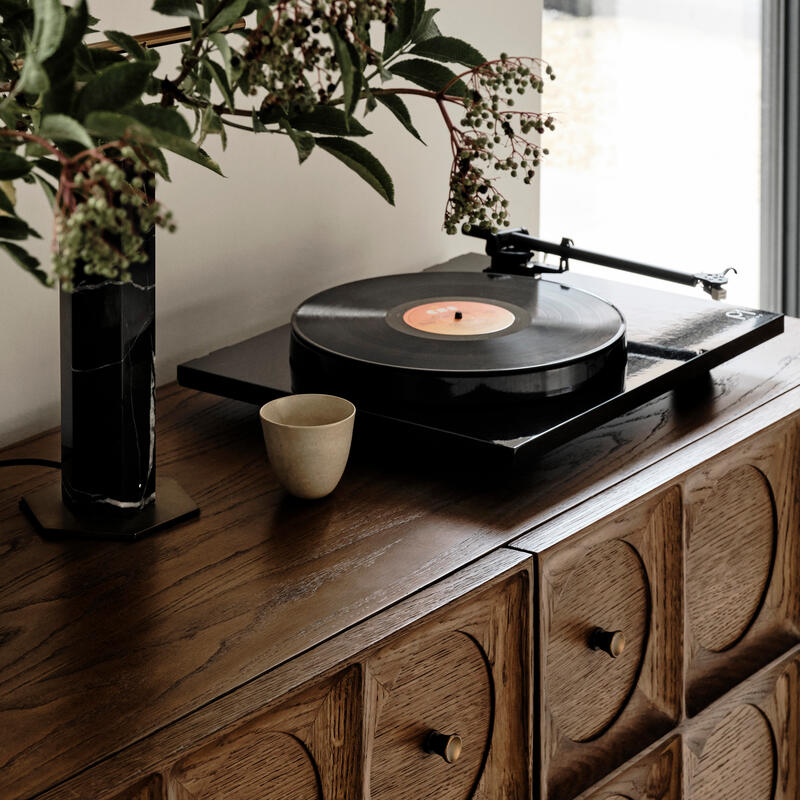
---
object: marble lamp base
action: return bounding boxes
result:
[20,477,199,540]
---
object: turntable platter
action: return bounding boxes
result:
[290,271,627,406]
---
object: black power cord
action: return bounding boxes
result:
[0,458,61,469]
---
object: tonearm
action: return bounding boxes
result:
[463,226,736,300]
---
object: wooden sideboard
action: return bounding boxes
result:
[1,318,800,800]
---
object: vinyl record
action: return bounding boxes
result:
[290,271,627,406]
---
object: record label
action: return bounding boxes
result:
[402,300,516,336]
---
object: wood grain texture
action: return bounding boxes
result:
[575,737,681,800]
[534,488,683,800]
[684,647,800,800]
[691,705,774,800]
[366,568,531,800]
[171,733,321,799]
[168,667,361,800]
[2,320,800,797]
[33,551,531,800]
[686,465,776,652]
[684,420,800,715]
[369,632,491,800]
[546,539,649,742]
[108,775,164,800]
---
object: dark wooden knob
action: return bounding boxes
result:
[589,627,626,658]
[424,730,463,763]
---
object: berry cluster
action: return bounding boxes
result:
[443,55,556,234]
[52,147,175,290]
[240,0,393,114]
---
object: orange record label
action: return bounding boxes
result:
[402,300,516,336]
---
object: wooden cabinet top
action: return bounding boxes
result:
[2,317,800,799]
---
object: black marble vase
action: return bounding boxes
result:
[59,228,156,513]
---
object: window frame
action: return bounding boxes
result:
[761,0,800,314]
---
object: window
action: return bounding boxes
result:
[540,1,762,307]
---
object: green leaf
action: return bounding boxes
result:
[376,94,424,143]
[207,58,234,110]
[206,0,247,33]
[0,241,49,285]
[199,105,226,149]
[390,58,467,96]
[31,0,66,61]
[140,145,171,180]
[17,54,49,94]
[151,0,201,18]
[286,106,371,136]
[329,28,360,121]
[75,61,153,120]
[39,114,94,148]
[85,110,223,175]
[102,30,147,61]
[40,0,88,114]
[279,118,314,164]
[383,0,421,58]
[0,216,39,239]
[126,104,192,139]
[410,36,485,67]
[209,31,232,83]
[0,186,16,215]
[0,151,31,180]
[33,156,61,180]
[317,137,394,204]
[411,8,441,42]
[34,172,57,207]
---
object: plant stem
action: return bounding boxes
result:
[0,129,68,162]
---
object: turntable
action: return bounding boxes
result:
[178,228,784,465]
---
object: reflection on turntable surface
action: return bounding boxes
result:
[177,254,783,465]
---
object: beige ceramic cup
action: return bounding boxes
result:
[259,394,356,499]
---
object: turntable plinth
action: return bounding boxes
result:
[3,318,800,800]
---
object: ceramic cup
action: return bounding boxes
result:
[259,394,356,499]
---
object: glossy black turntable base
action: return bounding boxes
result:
[177,254,784,466]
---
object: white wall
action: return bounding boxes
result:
[0,1,542,446]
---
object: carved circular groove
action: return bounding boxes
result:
[693,705,775,800]
[687,465,775,652]
[547,539,649,742]
[171,731,321,799]
[370,631,492,800]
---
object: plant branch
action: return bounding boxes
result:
[0,129,68,162]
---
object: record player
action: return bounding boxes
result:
[177,228,784,465]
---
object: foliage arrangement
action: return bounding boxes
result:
[0,0,555,288]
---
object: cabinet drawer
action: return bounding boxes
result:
[515,487,683,800]
[574,737,681,800]
[39,550,531,800]
[684,419,800,715]
[366,569,529,800]
[166,666,360,799]
[684,647,800,800]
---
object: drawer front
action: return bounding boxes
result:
[684,420,800,715]
[684,648,800,800]
[366,569,531,800]
[539,488,682,800]
[546,537,649,742]
[368,632,492,799]
[575,738,681,800]
[167,666,360,800]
